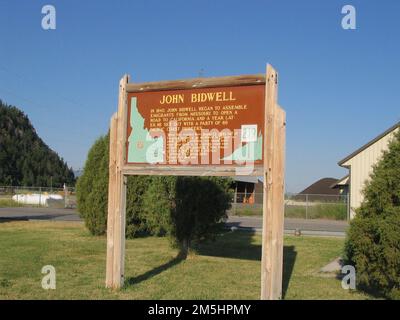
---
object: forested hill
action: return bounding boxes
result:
[0,100,75,187]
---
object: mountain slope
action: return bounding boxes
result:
[0,99,75,187]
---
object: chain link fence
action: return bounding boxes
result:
[230,192,349,221]
[1,186,348,221]
[0,186,76,209]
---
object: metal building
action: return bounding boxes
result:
[338,122,399,219]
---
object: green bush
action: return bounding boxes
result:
[77,133,233,255]
[125,175,155,238]
[76,134,151,237]
[344,130,400,299]
[76,135,109,235]
[142,176,232,257]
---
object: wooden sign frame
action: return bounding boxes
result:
[105,64,286,300]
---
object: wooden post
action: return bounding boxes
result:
[271,105,286,298]
[106,113,118,287]
[104,70,285,296]
[106,75,129,289]
[261,64,285,300]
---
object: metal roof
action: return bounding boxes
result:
[233,176,263,183]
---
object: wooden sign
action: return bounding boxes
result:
[105,64,286,300]
[125,84,265,172]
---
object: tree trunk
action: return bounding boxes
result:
[178,238,190,259]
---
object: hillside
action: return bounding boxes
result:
[0,99,75,187]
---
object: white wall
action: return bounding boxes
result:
[343,128,398,219]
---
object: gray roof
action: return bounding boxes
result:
[234,176,263,183]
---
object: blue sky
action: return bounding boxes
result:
[0,0,399,192]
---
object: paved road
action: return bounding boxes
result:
[0,207,348,236]
[0,207,82,222]
[226,215,348,237]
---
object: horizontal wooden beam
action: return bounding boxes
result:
[122,165,264,177]
[126,74,265,93]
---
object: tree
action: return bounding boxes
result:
[77,132,233,257]
[344,129,400,299]
[143,176,232,258]
[76,135,109,235]
[0,99,75,187]
[76,133,152,237]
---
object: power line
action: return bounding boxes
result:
[0,64,106,112]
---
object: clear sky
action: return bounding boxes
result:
[0,0,399,192]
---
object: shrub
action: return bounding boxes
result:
[77,134,233,253]
[76,134,151,237]
[344,130,400,299]
[143,176,232,257]
[125,175,155,238]
[76,135,109,235]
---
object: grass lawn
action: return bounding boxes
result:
[0,221,373,300]
[0,199,23,208]
[234,203,347,220]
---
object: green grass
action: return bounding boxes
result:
[0,221,373,299]
[234,203,347,220]
[285,203,347,220]
[234,208,263,216]
[0,199,23,208]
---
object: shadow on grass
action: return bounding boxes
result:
[282,245,297,298]
[334,272,386,300]
[124,230,297,298]
[125,256,184,287]
[195,230,297,298]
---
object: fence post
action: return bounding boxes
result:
[305,194,308,219]
[64,183,68,208]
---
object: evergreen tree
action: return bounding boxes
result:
[77,132,233,257]
[344,129,400,299]
[76,133,153,237]
[0,99,75,187]
[143,176,232,257]
[76,135,109,235]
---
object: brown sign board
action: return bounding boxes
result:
[126,85,264,165]
[123,75,266,176]
[106,65,286,300]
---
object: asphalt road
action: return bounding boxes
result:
[0,207,82,222]
[0,207,348,236]
[226,215,348,237]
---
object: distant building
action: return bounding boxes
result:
[330,174,349,196]
[299,177,341,196]
[232,176,263,204]
[337,122,399,219]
